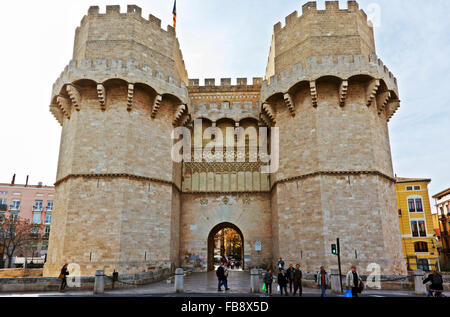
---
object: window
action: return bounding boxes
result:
[46,201,53,211]
[0,198,7,211]
[45,212,52,224]
[441,207,445,217]
[44,226,50,235]
[414,186,421,190]
[415,198,423,212]
[33,200,43,211]
[411,220,427,237]
[406,186,413,191]
[10,199,20,211]
[0,212,4,224]
[11,212,18,221]
[0,191,7,195]
[414,241,428,253]
[408,198,423,212]
[32,212,41,224]
[13,192,21,196]
[417,259,430,272]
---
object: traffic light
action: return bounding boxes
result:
[331,244,337,255]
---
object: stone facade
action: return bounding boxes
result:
[44,1,407,277]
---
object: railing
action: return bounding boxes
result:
[32,206,43,212]
[45,206,53,211]
[9,205,20,211]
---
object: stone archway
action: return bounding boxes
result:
[207,222,244,271]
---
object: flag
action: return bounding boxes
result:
[172,0,177,29]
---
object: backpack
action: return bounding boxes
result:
[432,274,443,285]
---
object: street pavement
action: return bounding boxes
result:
[0,270,448,297]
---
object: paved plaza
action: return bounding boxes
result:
[0,270,448,297]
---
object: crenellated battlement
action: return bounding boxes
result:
[274,1,368,33]
[73,5,188,85]
[188,77,263,89]
[261,54,398,99]
[50,58,190,125]
[79,5,175,36]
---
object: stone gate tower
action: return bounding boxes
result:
[44,1,407,277]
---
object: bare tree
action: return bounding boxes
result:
[0,216,33,268]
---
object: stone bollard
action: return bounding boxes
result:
[250,269,260,293]
[331,269,342,294]
[413,270,427,295]
[94,270,105,294]
[174,268,184,293]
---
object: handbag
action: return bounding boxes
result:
[58,273,64,279]
[344,289,352,297]
[358,281,364,293]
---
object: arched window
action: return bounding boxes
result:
[414,241,428,253]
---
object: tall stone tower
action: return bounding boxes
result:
[45,1,407,277]
[44,5,190,276]
[261,1,405,274]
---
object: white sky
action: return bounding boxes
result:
[0,0,449,209]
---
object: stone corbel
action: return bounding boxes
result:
[127,84,134,111]
[366,79,380,107]
[96,84,106,111]
[151,94,162,118]
[259,112,272,127]
[283,93,295,117]
[50,104,64,125]
[310,81,318,108]
[262,102,276,122]
[173,104,187,125]
[56,96,72,119]
[386,99,400,122]
[66,85,81,112]
[339,80,348,107]
[180,113,191,127]
[376,91,391,115]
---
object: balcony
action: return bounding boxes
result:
[32,206,43,212]
[45,206,53,212]
[9,205,20,211]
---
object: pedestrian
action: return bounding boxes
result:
[263,268,274,295]
[286,264,295,294]
[345,266,363,297]
[293,264,303,296]
[216,262,230,291]
[423,269,444,297]
[59,263,69,293]
[316,266,329,297]
[277,257,285,271]
[277,268,288,296]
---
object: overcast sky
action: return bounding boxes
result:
[0,0,449,209]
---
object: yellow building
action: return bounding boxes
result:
[395,177,439,271]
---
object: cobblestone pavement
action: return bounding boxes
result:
[1,270,448,297]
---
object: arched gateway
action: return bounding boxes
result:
[207,223,244,271]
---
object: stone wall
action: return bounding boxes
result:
[0,268,169,293]
[180,193,273,271]
[0,269,43,278]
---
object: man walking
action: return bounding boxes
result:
[316,266,329,297]
[278,268,288,296]
[286,264,295,294]
[277,257,285,271]
[345,266,362,297]
[263,268,274,295]
[293,264,303,296]
[216,263,230,291]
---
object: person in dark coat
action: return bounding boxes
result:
[263,269,274,295]
[293,264,303,296]
[423,270,444,297]
[59,263,69,292]
[277,268,288,296]
[286,264,295,294]
[216,263,230,291]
